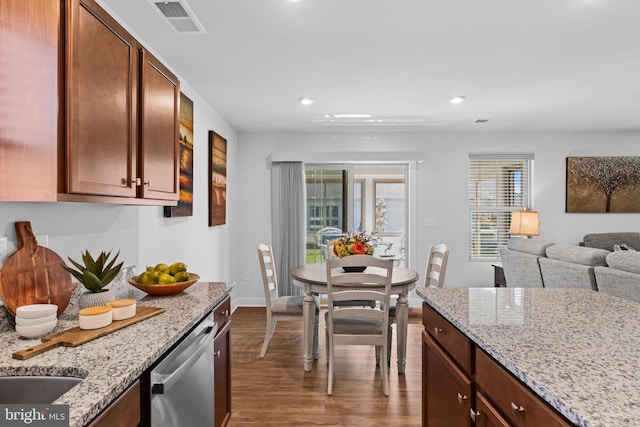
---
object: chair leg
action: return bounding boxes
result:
[375,345,381,366]
[259,316,277,358]
[327,334,334,395]
[387,324,393,367]
[382,340,389,397]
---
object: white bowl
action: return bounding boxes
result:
[79,306,113,330]
[15,313,57,326]
[15,319,57,339]
[15,304,58,319]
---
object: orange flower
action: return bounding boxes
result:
[352,242,365,254]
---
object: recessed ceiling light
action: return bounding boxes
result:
[449,96,466,104]
[298,97,314,106]
[333,114,372,119]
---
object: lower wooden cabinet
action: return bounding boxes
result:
[423,331,472,427]
[214,318,231,427]
[87,380,140,427]
[422,302,572,427]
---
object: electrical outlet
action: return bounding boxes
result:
[243,271,250,281]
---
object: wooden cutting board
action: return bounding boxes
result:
[0,221,72,317]
[12,305,165,360]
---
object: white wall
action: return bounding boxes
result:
[234,131,640,307]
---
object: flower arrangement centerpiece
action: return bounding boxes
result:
[332,231,375,258]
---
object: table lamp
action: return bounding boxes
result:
[509,207,539,238]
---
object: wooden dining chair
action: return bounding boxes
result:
[325,254,394,396]
[257,243,318,358]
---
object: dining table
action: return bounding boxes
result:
[289,263,419,373]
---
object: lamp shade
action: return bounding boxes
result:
[509,209,539,236]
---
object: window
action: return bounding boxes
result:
[468,154,534,261]
[373,180,405,235]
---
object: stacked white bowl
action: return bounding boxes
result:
[15,304,58,339]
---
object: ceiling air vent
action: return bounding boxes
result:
[149,1,206,34]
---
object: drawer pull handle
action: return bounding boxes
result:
[214,350,221,358]
[457,393,468,404]
[470,409,479,422]
[222,310,229,317]
[510,402,526,413]
[434,327,444,335]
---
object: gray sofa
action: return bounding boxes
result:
[500,233,640,301]
[594,251,640,303]
[538,244,609,291]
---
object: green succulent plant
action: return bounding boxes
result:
[62,250,124,293]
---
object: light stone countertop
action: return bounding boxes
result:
[416,286,640,427]
[0,281,234,427]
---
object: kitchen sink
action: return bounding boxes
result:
[0,376,83,404]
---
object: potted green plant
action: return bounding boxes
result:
[62,250,123,309]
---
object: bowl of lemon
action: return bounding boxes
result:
[129,262,199,296]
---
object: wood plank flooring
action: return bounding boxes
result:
[228,307,422,426]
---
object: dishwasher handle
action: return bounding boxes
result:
[151,320,218,394]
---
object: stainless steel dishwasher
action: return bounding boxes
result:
[150,312,218,426]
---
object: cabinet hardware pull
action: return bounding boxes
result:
[214,350,221,358]
[434,327,443,335]
[510,402,525,413]
[144,180,151,186]
[457,393,468,404]
[470,409,479,422]
[222,310,229,316]
[121,178,134,185]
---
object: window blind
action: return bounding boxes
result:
[468,154,534,261]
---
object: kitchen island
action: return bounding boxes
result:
[416,286,640,427]
[0,281,233,427]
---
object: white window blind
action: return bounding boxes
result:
[468,154,534,261]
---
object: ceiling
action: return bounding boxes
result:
[100,0,639,133]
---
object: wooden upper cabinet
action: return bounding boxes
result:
[0,0,61,201]
[66,0,138,198]
[139,50,179,201]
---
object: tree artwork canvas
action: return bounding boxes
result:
[566,157,640,213]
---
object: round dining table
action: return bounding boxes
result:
[290,263,419,373]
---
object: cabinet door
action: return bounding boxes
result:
[139,49,179,201]
[67,0,138,198]
[474,391,512,427]
[87,380,141,427]
[0,0,60,201]
[423,331,472,427]
[214,320,232,427]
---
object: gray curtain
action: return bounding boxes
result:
[271,161,306,296]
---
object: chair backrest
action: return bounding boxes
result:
[257,243,278,308]
[315,227,344,260]
[425,244,449,288]
[326,255,394,329]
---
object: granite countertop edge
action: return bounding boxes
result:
[0,281,234,427]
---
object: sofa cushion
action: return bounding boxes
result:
[506,238,555,257]
[545,244,609,266]
[583,232,640,252]
[605,251,640,275]
[594,266,640,303]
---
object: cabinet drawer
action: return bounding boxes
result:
[214,296,231,327]
[475,348,571,427]
[423,303,472,374]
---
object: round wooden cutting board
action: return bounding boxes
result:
[0,222,72,317]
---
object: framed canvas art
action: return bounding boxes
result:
[566,156,640,213]
[164,92,194,217]
[209,131,227,226]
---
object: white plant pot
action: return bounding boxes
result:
[78,289,115,309]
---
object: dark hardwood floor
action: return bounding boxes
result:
[228,307,422,426]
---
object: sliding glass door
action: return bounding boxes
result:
[305,164,408,267]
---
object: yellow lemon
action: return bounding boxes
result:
[158,273,176,284]
[173,271,189,283]
[154,263,170,274]
[169,262,187,276]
